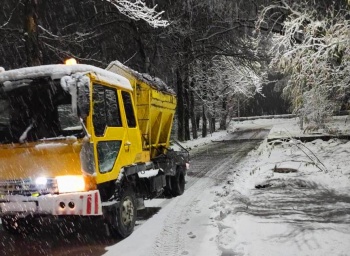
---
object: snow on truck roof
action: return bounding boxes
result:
[107,61,175,95]
[0,64,132,91]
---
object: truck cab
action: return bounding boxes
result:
[0,63,189,238]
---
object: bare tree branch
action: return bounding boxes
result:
[0,1,22,29]
[105,0,169,28]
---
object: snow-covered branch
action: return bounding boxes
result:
[258,1,350,124]
[42,41,107,66]
[39,25,103,44]
[105,0,169,28]
[190,56,264,120]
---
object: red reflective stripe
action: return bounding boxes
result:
[87,195,92,214]
[95,192,99,214]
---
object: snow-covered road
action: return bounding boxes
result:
[104,129,269,256]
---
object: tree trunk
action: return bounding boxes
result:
[24,0,42,66]
[176,68,185,141]
[237,97,240,117]
[196,115,200,130]
[202,104,207,138]
[210,117,215,133]
[219,96,228,130]
[190,83,198,139]
[183,37,192,141]
[210,103,216,133]
[184,74,190,141]
[130,21,148,73]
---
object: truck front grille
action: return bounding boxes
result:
[0,178,58,196]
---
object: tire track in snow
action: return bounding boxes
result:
[151,159,230,256]
[151,139,261,256]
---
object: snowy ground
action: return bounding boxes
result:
[104,116,350,256]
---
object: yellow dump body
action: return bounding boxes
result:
[106,61,177,158]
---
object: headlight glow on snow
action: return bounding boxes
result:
[56,175,85,193]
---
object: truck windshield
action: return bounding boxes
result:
[0,77,82,144]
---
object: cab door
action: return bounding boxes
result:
[91,83,132,184]
[120,91,143,163]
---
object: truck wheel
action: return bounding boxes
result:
[163,176,174,198]
[171,167,186,196]
[109,188,137,238]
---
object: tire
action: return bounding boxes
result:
[109,188,137,238]
[163,176,174,198]
[170,167,186,196]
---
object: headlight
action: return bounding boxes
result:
[35,177,48,186]
[56,175,85,193]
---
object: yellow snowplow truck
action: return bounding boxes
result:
[0,61,189,238]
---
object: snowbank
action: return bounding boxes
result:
[210,116,350,255]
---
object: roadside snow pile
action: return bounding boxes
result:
[178,130,229,151]
[232,137,350,193]
[210,117,350,256]
[232,116,350,139]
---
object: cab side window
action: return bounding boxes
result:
[121,91,136,128]
[93,84,122,136]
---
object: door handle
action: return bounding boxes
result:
[124,141,131,152]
